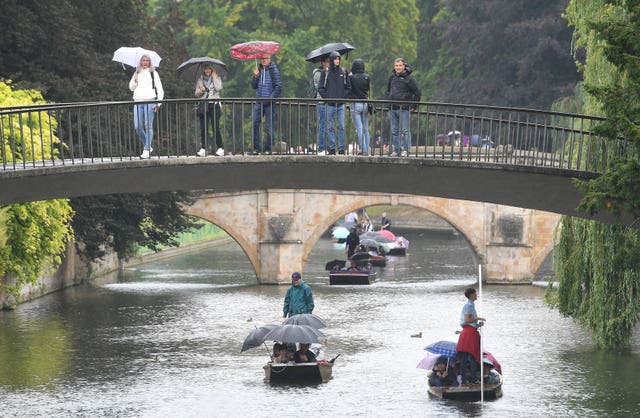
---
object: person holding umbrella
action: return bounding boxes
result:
[318,51,351,155]
[282,272,314,318]
[195,63,224,157]
[129,55,164,158]
[251,54,282,154]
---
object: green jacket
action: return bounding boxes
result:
[283,281,314,317]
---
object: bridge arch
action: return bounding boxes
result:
[185,189,559,284]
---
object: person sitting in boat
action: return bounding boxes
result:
[428,356,458,387]
[482,362,499,385]
[346,259,359,271]
[272,342,295,363]
[293,343,317,363]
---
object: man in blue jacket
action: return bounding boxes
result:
[251,54,282,154]
[283,272,315,318]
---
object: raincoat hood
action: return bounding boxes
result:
[351,59,365,74]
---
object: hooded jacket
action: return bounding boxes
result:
[348,59,370,100]
[318,61,351,104]
[283,280,315,317]
[386,63,421,108]
[251,61,282,99]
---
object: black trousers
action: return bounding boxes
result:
[199,103,223,150]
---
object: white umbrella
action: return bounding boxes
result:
[113,46,162,69]
[447,130,462,136]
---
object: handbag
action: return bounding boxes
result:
[367,102,376,115]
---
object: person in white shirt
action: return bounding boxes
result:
[129,55,164,159]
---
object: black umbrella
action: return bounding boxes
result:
[176,57,229,81]
[305,42,355,63]
[325,259,346,271]
[241,324,279,352]
[282,313,328,329]
[263,324,325,344]
[349,252,370,262]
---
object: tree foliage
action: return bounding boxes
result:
[71,192,198,261]
[417,0,579,108]
[0,1,199,265]
[0,81,74,297]
[550,0,640,350]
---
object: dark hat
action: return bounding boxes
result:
[329,51,341,59]
[291,272,302,281]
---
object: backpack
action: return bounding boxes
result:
[308,68,322,98]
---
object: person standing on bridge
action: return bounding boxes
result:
[283,272,315,318]
[251,54,282,155]
[386,58,420,157]
[195,63,224,157]
[318,51,351,155]
[314,55,331,156]
[129,54,164,159]
[348,58,371,156]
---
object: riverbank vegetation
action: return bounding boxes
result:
[548,0,640,350]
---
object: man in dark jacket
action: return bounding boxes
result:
[348,59,372,155]
[386,58,421,157]
[251,54,282,155]
[318,51,351,154]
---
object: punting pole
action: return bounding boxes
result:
[479,264,484,404]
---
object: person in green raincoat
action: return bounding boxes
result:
[282,272,315,318]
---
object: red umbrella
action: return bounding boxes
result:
[378,229,396,241]
[230,41,281,61]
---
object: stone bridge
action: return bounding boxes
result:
[186,189,559,284]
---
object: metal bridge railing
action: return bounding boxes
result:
[0,98,624,173]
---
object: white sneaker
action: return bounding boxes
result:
[140,150,150,159]
[196,148,206,157]
[389,151,397,157]
[317,150,327,156]
[150,147,153,154]
[400,150,408,157]
[215,147,225,156]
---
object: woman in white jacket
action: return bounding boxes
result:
[129,55,164,158]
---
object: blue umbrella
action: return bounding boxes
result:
[424,340,457,358]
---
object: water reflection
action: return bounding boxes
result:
[0,228,639,417]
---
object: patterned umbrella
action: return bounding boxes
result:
[230,41,281,61]
[424,340,458,358]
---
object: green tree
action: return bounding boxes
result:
[0,81,74,301]
[0,1,200,266]
[550,0,640,350]
[419,0,579,109]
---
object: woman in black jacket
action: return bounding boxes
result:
[348,59,372,156]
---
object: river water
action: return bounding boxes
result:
[1,228,639,417]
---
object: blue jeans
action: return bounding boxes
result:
[317,103,327,152]
[133,103,156,151]
[326,104,345,152]
[390,107,411,153]
[350,102,370,154]
[459,351,479,384]
[253,101,276,152]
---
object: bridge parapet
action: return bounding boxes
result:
[1,98,623,174]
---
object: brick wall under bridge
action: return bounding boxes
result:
[185,190,560,284]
